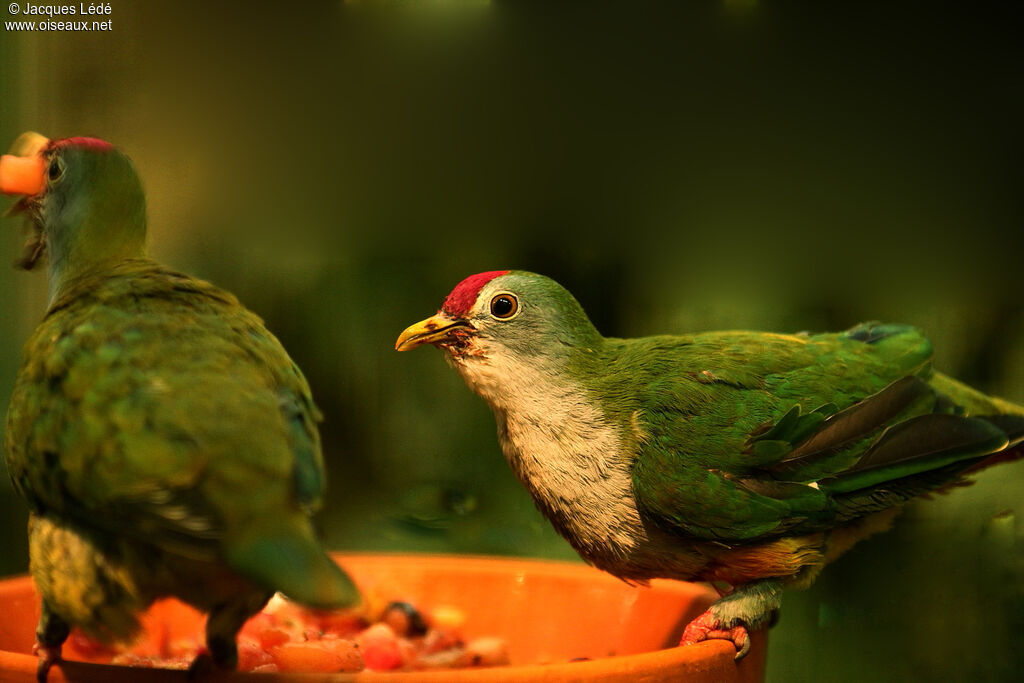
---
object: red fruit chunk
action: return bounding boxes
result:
[257,626,292,650]
[357,623,404,670]
[237,637,274,672]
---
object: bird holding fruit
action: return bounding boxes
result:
[396,269,1024,657]
[1,132,360,681]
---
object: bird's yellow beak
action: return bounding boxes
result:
[395,313,473,351]
[0,132,50,196]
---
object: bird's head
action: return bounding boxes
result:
[1,132,146,295]
[395,270,602,366]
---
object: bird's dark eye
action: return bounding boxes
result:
[47,158,64,182]
[489,293,519,320]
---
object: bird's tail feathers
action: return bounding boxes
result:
[962,442,1024,476]
[224,526,361,610]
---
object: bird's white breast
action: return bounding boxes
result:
[451,346,648,559]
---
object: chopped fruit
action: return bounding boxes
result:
[67,594,509,673]
[255,626,291,650]
[236,637,275,672]
[357,623,404,670]
[270,641,362,673]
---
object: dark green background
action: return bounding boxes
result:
[1,2,1022,681]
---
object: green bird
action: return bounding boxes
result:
[1,133,360,680]
[396,270,1024,657]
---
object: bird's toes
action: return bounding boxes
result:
[680,610,751,660]
[729,626,751,659]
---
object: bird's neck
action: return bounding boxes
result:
[450,340,648,558]
[47,222,147,306]
[43,182,148,306]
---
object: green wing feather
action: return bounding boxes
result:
[4,260,356,607]
[618,323,1024,542]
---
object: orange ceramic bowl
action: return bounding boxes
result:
[0,553,765,682]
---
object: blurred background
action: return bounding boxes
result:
[1,2,1022,681]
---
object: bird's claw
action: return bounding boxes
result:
[680,610,750,660]
[32,642,61,683]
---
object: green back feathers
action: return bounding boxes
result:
[5,260,355,606]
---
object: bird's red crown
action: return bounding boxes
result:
[50,137,114,152]
[442,271,510,317]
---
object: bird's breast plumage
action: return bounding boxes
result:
[450,340,652,564]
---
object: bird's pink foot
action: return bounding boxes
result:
[680,610,750,659]
[32,642,61,683]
